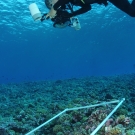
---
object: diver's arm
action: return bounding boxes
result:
[71,4,91,17]
[46,0,69,18]
[53,0,91,16]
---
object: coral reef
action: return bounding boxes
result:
[0,74,135,134]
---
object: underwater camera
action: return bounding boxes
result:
[71,17,81,30]
[29,3,42,21]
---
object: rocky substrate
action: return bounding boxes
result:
[0,74,135,135]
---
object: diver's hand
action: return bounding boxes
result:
[46,8,57,19]
[41,13,47,22]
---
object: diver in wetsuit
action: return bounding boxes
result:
[45,0,135,19]
[42,1,81,29]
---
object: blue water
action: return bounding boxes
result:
[0,0,135,83]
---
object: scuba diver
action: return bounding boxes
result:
[45,0,135,19]
[41,1,81,30]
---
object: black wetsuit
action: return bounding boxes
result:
[41,5,73,28]
[51,9,72,26]
[53,0,91,17]
[53,0,135,17]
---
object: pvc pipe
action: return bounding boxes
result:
[25,109,68,135]
[25,99,124,135]
[90,98,125,135]
[67,100,119,111]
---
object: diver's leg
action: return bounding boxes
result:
[108,0,135,17]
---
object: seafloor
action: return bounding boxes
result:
[0,74,135,135]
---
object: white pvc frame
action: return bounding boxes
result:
[25,98,125,135]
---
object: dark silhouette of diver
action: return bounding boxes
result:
[41,2,81,30]
[45,0,135,19]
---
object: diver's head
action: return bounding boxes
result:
[44,0,58,9]
[45,0,52,9]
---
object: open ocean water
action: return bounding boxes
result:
[0,0,135,134]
